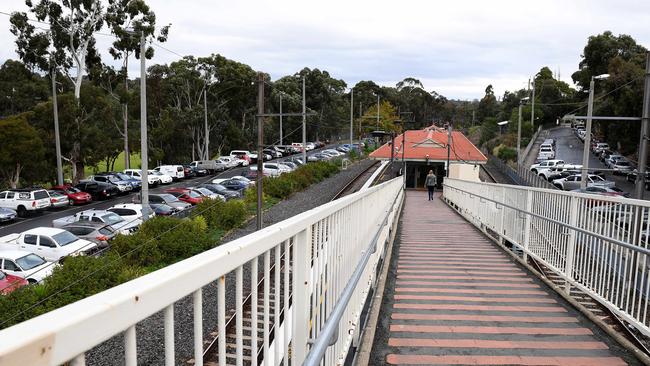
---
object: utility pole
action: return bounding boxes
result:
[446,124,452,177]
[139,31,150,221]
[580,78,596,189]
[402,130,406,189]
[124,56,130,170]
[376,94,380,130]
[472,110,475,127]
[350,88,354,147]
[51,68,63,186]
[531,79,536,131]
[279,93,283,146]
[302,76,307,164]
[517,103,523,166]
[204,88,209,160]
[635,51,650,199]
[257,72,265,231]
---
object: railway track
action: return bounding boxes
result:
[196,159,383,366]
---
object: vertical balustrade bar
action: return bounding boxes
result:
[274,244,281,366]
[236,266,243,366]
[193,289,203,366]
[264,251,271,364]
[283,239,291,365]
[252,258,259,366]
[293,227,312,364]
[218,276,226,366]
[564,196,579,294]
[70,354,86,366]
[125,325,137,366]
[164,304,174,366]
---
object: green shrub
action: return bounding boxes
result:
[111,216,211,267]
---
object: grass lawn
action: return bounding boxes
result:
[84,152,142,176]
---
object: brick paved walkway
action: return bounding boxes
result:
[371,190,631,366]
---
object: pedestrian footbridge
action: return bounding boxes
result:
[1,178,649,365]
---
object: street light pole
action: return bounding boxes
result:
[279,93,283,146]
[257,72,265,231]
[204,88,209,160]
[580,78,597,190]
[302,76,307,164]
[517,103,523,166]
[635,51,650,199]
[139,31,150,221]
[350,88,354,147]
[51,68,64,186]
[531,79,536,131]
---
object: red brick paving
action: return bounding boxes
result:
[381,191,627,365]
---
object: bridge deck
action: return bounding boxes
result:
[370,190,637,366]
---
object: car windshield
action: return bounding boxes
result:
[34,191,49,200]
[591,176,605,182]
[196,188,212,196]
[115,173,131,180]
[611,187,624,193]
[159,194,180,202]
[52,231,79,246]
[0,272,5,280]
[187,191,202,198]
[16,253,46,270]
[66,187,81,193]
[106,176,120,183]
[618,161,631,166]
[102,213,125,225]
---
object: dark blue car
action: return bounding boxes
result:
[220,179,248,191]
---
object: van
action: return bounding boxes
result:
[190,160,225,173]
[154,165,185,180]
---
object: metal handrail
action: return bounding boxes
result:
[303,183,402,365]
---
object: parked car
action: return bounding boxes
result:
[280,161,299,170]
[88,174,133,194]
[0,208,17,223]
[190,187,225,201]
[229,150,252,166]
[52,209,140,235]
[611,160,634,175]
[123,169,162,186]
[539,165,582,181]
[75,181,120,200]
[0,250,54,283]
[213,175,254,187]
[109,172,142,190]
[0,189,51,217]
[530,159,565,174]
[149,203,178,216]
[308,153,330,162]
[599,149,614,163]
[147,194,193,212]
[553,174,615,191]
[593,142,610,155]
[189,160,225,174]
[164,188,205,205]
[47,190,70,208]
[149,170,173,184]
[249,152,272,162]
[0,227,98,262]
[572,186,630,198]
[154,165,185,180]
[605,154,626,168]
[0,270,28,294]
[249,163,283,177]
[537,146,555,160]
[217,156,239,169]
[50,185,92,205]
[107,203,154,222]
[626,169,650,189]
[219,179,249,191]
[264,148,282,159]
[197,183,242,200]
[61,222,116,249]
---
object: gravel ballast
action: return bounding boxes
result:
[85,158,377,366]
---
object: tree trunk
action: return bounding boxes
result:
[9,163,21,189]
[123,56,130,169]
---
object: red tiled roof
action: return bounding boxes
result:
[369,126,487,163]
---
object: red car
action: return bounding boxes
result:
[0,271,28,295]
[164,188,204,205]
[51,184,92,205]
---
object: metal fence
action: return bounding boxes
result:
[0,178,404,366]
[443,178,650,337]
[488,156,557,190]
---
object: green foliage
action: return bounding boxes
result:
[0,113,45,188]
[494,144,517,162]
[194,198,247,231]
[111,216,211,267]
[261,161,340,200]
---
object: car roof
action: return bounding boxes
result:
[0,249,39,260]
[109,204,142,210]
[62,221,106,229]
[24,227,67,235]
[6,188,47,192]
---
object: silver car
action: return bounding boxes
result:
[61,221,117,250]
[0,207,17,222]
[47,190,70,208]
[553,174,615,191]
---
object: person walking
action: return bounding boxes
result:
[425,170,437,201]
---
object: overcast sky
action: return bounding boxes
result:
[1,0,648,100]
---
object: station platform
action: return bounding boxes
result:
[369,190,638,366]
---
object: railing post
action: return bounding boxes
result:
[292,227,312,364]
[564,195,579,294]
[499,186,506,243]
[522,190,533,262]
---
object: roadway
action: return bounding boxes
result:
[0,148,337,237]
[531,126,637,196]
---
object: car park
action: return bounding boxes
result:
[50,185,92,205]
[61,222,116,249]
[146,193,193,211]
[0,188,51,217]
[0,208,17,223]
[0,227,98,262]
[75,181,120,200]
[553,174,615,191]
[47,190,70,208]
[0,270,28,294]
[197,183,241,200]
[107,203,154,222]
[0,250,54,283]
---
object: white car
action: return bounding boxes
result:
[0,189,51,217]
[0,250,55,283]
[229,150,252,166]
[154,165,185,180]
[191,187,226,202]
[217,156,239,169]
[322,149,344,157]
[537,146,555,160]
[212,175,255,185]
[107,203,153,222]
[0,227,98,262]
[305,142,316,151]
[276,163,293,174]
[148,170,173,184]
[249,163,282,177]
[123,169,161,185]
[530,159,565,174]
[593,142,609,155]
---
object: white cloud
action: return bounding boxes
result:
[0,0,648,99]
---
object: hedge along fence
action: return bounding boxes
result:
[0,158,349,330]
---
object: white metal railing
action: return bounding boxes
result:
[0,178,404,366]
[443,178,650,337]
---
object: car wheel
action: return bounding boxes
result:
[27,278,37,285]
[16,205,27,217]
